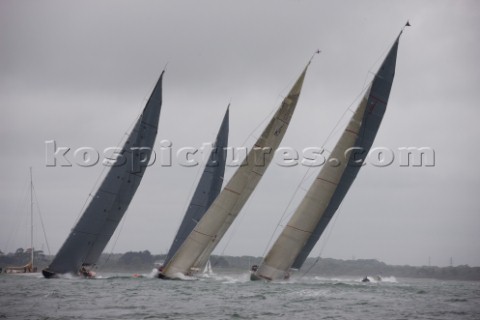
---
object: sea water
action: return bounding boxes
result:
[0,271,479,319]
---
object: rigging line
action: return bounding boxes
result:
[295,39,396,277]
[96,77,161,269]
[98,210,128,270]
[72,114,139,225]
[171,107,225,238]
[258,103,357,260]
[165,176,204,261]
[322,37,393,152]
[77,120,140,268]
[259,154,335,257]
[171,165,202,236]
[214,178,261,265]
[175,153,205,229]
[260,164,324,258]
[215,59,316,263]
[362,26,404,90]
[314,79,371,165]
[87,80,159,267]
[275,50,319,104]
[238,57,307,150]
[84,99,142,255]
[214,197,251,263]
[299,202,344,279]
[213,104,292,260]
[320,96,359,151]
[362,51,385,90]
[257,84,367,266]
[32,183,51,255]
[260,166,313,258]
[239,103,277,149]
[295,42,396,278]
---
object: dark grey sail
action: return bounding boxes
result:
[291,35,400,269]
[43,71,164,278]
[162,106,229,268]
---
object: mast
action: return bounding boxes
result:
[30,167,34,267]
[253,32,402,281]
[161,60,312,279]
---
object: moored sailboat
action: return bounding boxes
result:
[251,29,404,281]
[4,168,39,274]
[160,60,313,279]
[42,71,165,278]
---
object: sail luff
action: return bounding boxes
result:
[163,106,229,266]
[43,71,164,276]
[162,64,310,278]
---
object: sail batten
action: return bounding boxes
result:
[43,71,164,277]
[253,35,401,281]
[162,64,311,278]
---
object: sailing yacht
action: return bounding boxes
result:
[42,71,165,278]
[252,29,404,281]
[158,106,229,278]
[160,60,313,279]
[4,168,38,274]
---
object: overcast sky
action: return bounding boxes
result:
[1,0,479,268]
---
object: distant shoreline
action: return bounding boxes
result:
[2,250,479,281]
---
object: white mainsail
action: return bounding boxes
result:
[161,62,312,278]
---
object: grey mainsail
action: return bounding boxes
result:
[162,106,229,268]
[161,62,311,279]
[43,71,164,278]
[253,33,402,281]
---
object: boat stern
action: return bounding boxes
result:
[42,268,57,279]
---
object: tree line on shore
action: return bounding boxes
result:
[1,248,479,281]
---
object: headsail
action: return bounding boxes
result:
[161,62,311,279]
[43,71,164,278]
[253,33,401,281]
[162,106,229,267]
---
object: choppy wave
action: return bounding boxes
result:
[1,271,478,320]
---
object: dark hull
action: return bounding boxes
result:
[157,272,198,281]
[157,273,184,280]
[157,272,170,280]
[42,269,57,279]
